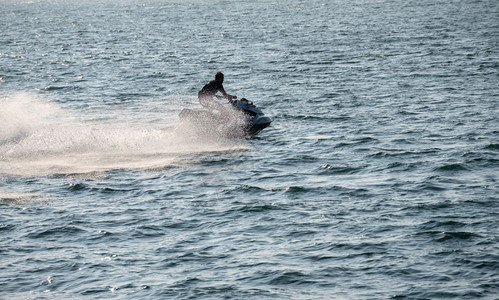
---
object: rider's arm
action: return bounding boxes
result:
[218,85,235,100]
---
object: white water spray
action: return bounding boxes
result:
[0,93,247,176]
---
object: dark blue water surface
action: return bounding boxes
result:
[1,0,498,298]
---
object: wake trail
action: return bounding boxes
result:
[0,93,248,176]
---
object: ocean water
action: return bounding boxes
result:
[1,0,498,298]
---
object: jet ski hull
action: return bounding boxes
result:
[179,99,271,137]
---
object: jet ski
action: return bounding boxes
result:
[178,98,272,137]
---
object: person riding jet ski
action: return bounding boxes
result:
[178,71,271,137]
[198,72,236,112]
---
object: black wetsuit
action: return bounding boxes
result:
[198,79,229,110]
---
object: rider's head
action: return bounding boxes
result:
[215,72,224,82]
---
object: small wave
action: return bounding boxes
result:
[390,138,416,145]
[67,183,88,192]
[414,230,482,243]
[237,203,281,213]
[99,187,137,194]
[319,163,363,174]
[42,85,70,91]
[306,254,335,262]
[465,157,499,168]
[417,183,448,192]
[386,162,404,169]
[233,184,270,194]
[437,231,482,242]
[87,230,115,241]
[398,110,420,115]
[281,185,370,199]
[418,220,467,231]
[368,148,440,159]
[0,223,15,232]
[484,143,499,150]
[433,163,469,172]
[284,186,309,194]
[257,270,314,286]
[25,225,87,239]
[280,114,330,121]
[333,137,378,149]
[132,225,164,239]
[80,287,110,296]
